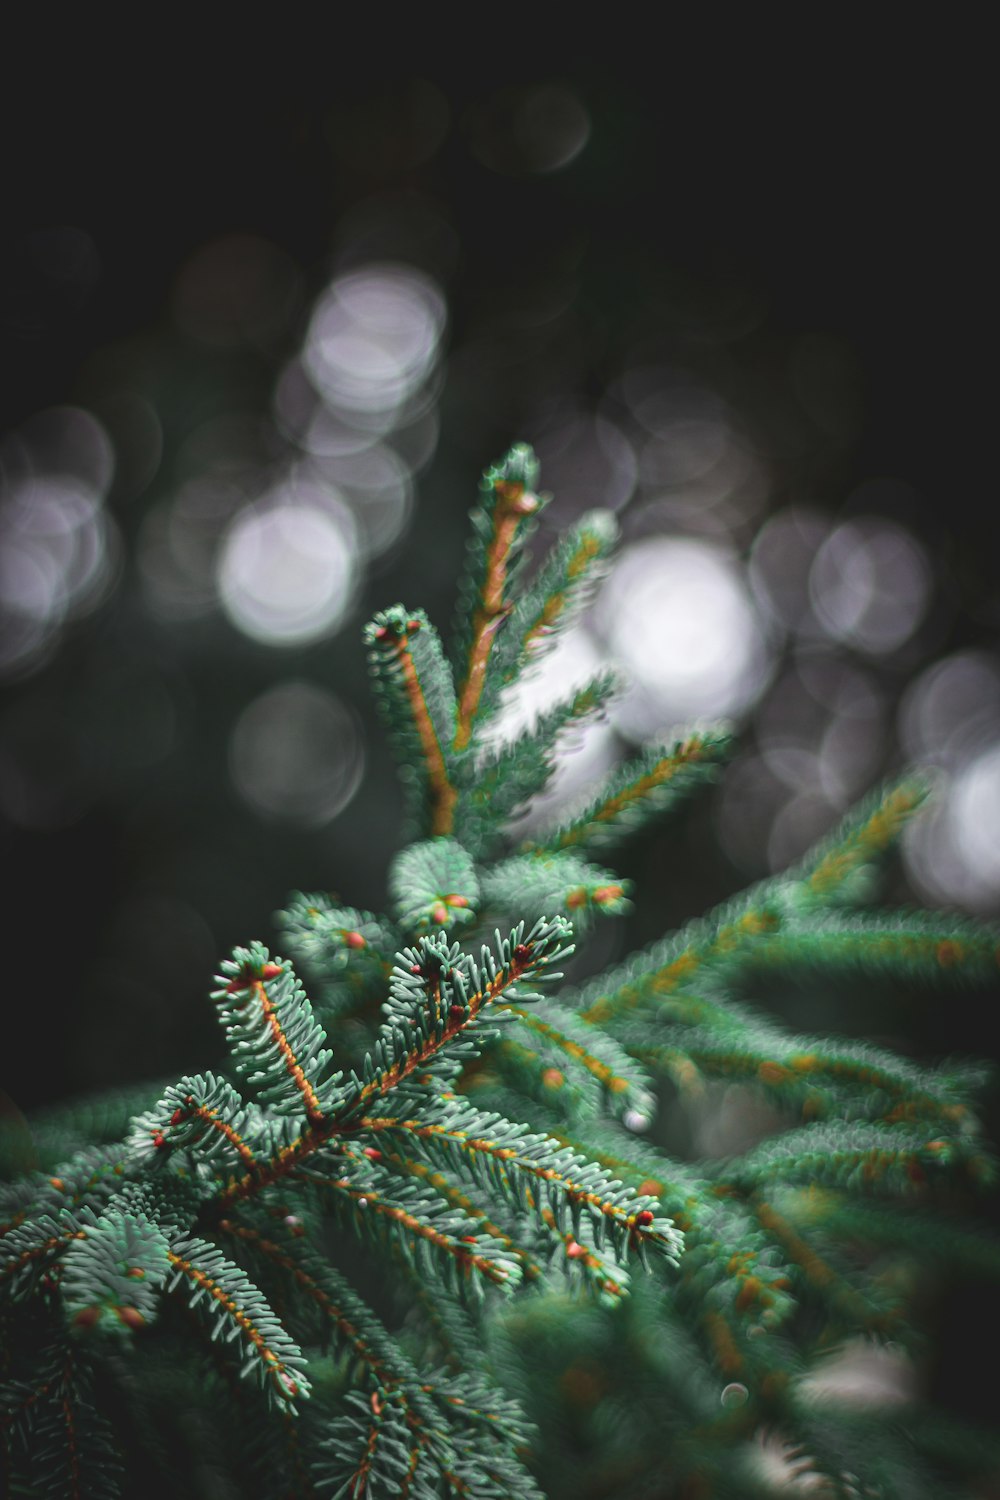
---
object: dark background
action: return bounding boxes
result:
[1,29,995,1119]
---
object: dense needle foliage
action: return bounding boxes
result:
[2,445,999,1498]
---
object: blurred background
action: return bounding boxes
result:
[1,27,996,1137]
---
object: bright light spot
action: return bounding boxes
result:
[596,538,772,737]
[304,263,445,417]
[953,749,1000,894]
[229,680,364,826]
[217,491,358,646]
[899,651,1000,766]
[904,748,1000,912]
[809,517,931,654]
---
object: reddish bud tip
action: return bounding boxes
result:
[593,885,625,905]
[566,1240,587,1260]
[513,944,532,963]
[542,1067,565,1089]
[344,931,366,950]
[116,1306,145,1331]
[447,894,470,909]
[125,1267,146,1279]
[49,1177,65,1192]
[170,1109,184,1126]
[406,618,422,633]
[363,1147,382,1161]
[151,1131,166,1149]
[449,1004,466,1022]
[371,1391,383,1415]
[431,903,449,924]
[566,888,587,909]
[73,1306,102,1329]
[259,963,283,982]
[373,625,390,640]
[409,964,423,975]
[635,1209,655,1228]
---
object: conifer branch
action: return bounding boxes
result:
[497,999,654,1116]
[738,909,1000,986]
[356,1106,679,1267]
[166,1236,309,1407]
[532,728,733,855]
[212,946,341,1123]
[490,510,618,699]
[451,445,543,751]
[366,605,459,836]
[5,445,997,1497]
[461,674,618,855]
[749,1195,898,1332]
[796,774,931,901]
[218,1218,434,1419]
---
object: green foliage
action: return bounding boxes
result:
[2,444,999,1498]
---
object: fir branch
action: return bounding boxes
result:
[461,673,618,857]
[218,1217,437,1424]
[632,1028,984,1129]
[480,850,631,929]
[61,1208,170,1334]
[358,1103,679,1268]
[275,895,397,1012]
[3,1340,123,1500]
[366,605,459,837]
[725,1122,994,1195]
[451,443,544,752]
[737,908,1000,986]
[497,998,655,1117]
[530,727,733,855]
[344,919,573,1118]
[0,1212,91,1302]
[128,1072,263,1175]
[488,509,619,706]
[374,1145,544,1284]
[795,773,932,903]
[749,1195,899,1333]
[212,945,342,1122]
[390,838,480,936]
[166,1235,310,1408]
[577,898,784,1027]
[292,1166,524,1298]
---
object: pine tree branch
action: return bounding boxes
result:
[452,445,543,752]
[530,728,732,855]
[166,1236,309,1407]
[366,606,459,837]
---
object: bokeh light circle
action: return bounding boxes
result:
[217,495,357,646]
[596,538,772,736]
[229,680,365,827]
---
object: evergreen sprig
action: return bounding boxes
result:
[2,443,998,1498]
